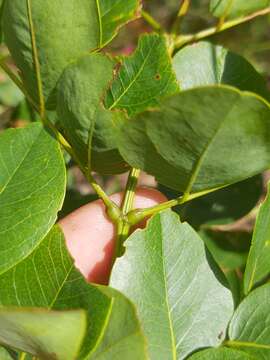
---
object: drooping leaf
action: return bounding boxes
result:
[57,53,128,175]
[173,41,270,101]
[210,0,270,19]
[228,283,270,359]
[181,175,263,228]
[114,86,270,193]
[0,123,65,274]
[189,347,254,359]
[3,0,141,108]
[105,33,180,116]
[244,182,270,295]
[110,210,234,360]
[0,226,147,360]
[199,229,250,270]
[0,308,86,360]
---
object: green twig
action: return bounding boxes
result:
[141,10,162,32]
[173,6,270,51]
[171,0,191,35]
[127,186,226,226]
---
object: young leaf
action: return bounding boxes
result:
[105,33,180,116]
[110,210,234,360]
[3,0,141,108]
[114,86,270,193]
[57,53,127,174]
[0,123,65,274]
[210,0,270,19]
[0,226,147,360]
[244,182,270,294]
[228,283,270,359]
[173,42,270,101]
[189,347,254,359]
[0,308,87,360]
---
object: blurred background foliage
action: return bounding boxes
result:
[1,0,270,292]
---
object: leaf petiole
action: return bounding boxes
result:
[141,10,163,32]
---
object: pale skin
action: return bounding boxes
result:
[59,187,167,285]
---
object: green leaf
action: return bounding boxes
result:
[182,175,263,228]
[57,53,128,175]
[173,42,270,101]
[0,123,65,274]
[90,287,148,360]
[244,182,270,294]
[114,86,270,193]
[189,348,254,359]
[210,0,270,19]
[0,226,147,360]
[199,229,250,270]
[110,210,234,360]
[228,283,270,359]
[3,0,141,108]
[0,308,86,360]
[0,347,14,360]
[105,34,180,116]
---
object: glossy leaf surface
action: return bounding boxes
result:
[210,0,270,19]
[111,210,234,360]
[3,0,140,108]
[244,182,270,294]
[228,284,270,359]
[114,86,270,192]
[0,123,65,274]
[173,42,269,100]
[57,53,127,174]
[105,34,179,116]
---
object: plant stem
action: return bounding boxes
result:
[173,7,270,51]
[171,0,191,35]
[112,168,141,262]
[127,186,226,225]
[122,168,140,215]
[141,10,162,32]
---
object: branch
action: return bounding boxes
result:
[141,10,162,32]
[173,7,270,51]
